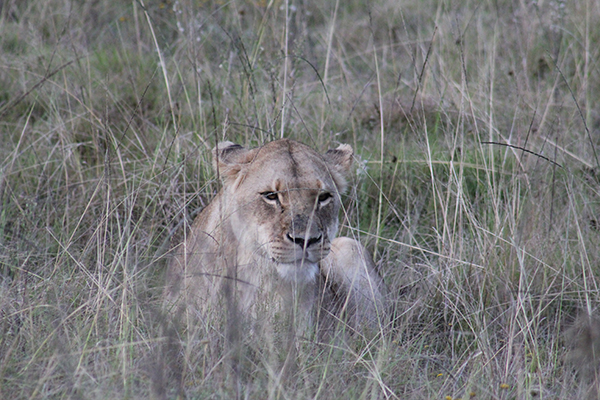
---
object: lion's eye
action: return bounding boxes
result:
[261,191,279,202]
[318,192,332,205]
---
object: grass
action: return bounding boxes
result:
[1,0,600,398]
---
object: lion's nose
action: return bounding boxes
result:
[286,233,322,249]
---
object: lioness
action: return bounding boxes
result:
[166,139,385,337]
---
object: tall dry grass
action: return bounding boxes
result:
[1,0,600,398]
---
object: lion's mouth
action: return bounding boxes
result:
[268,243,329,265]
[267,230,331,264]
[270,253,321,265]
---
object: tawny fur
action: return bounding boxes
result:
[165,139,386,336]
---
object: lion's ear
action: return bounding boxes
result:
[212,141,256,180]
[324,144,353,193]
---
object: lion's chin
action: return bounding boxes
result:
[275,262,319,284]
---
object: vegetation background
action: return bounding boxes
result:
[1,0,599,398]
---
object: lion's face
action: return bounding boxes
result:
[214,139,353,282]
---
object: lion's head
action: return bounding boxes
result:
[212,139,353,283]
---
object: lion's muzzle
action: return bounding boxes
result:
[286,233,322,249]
